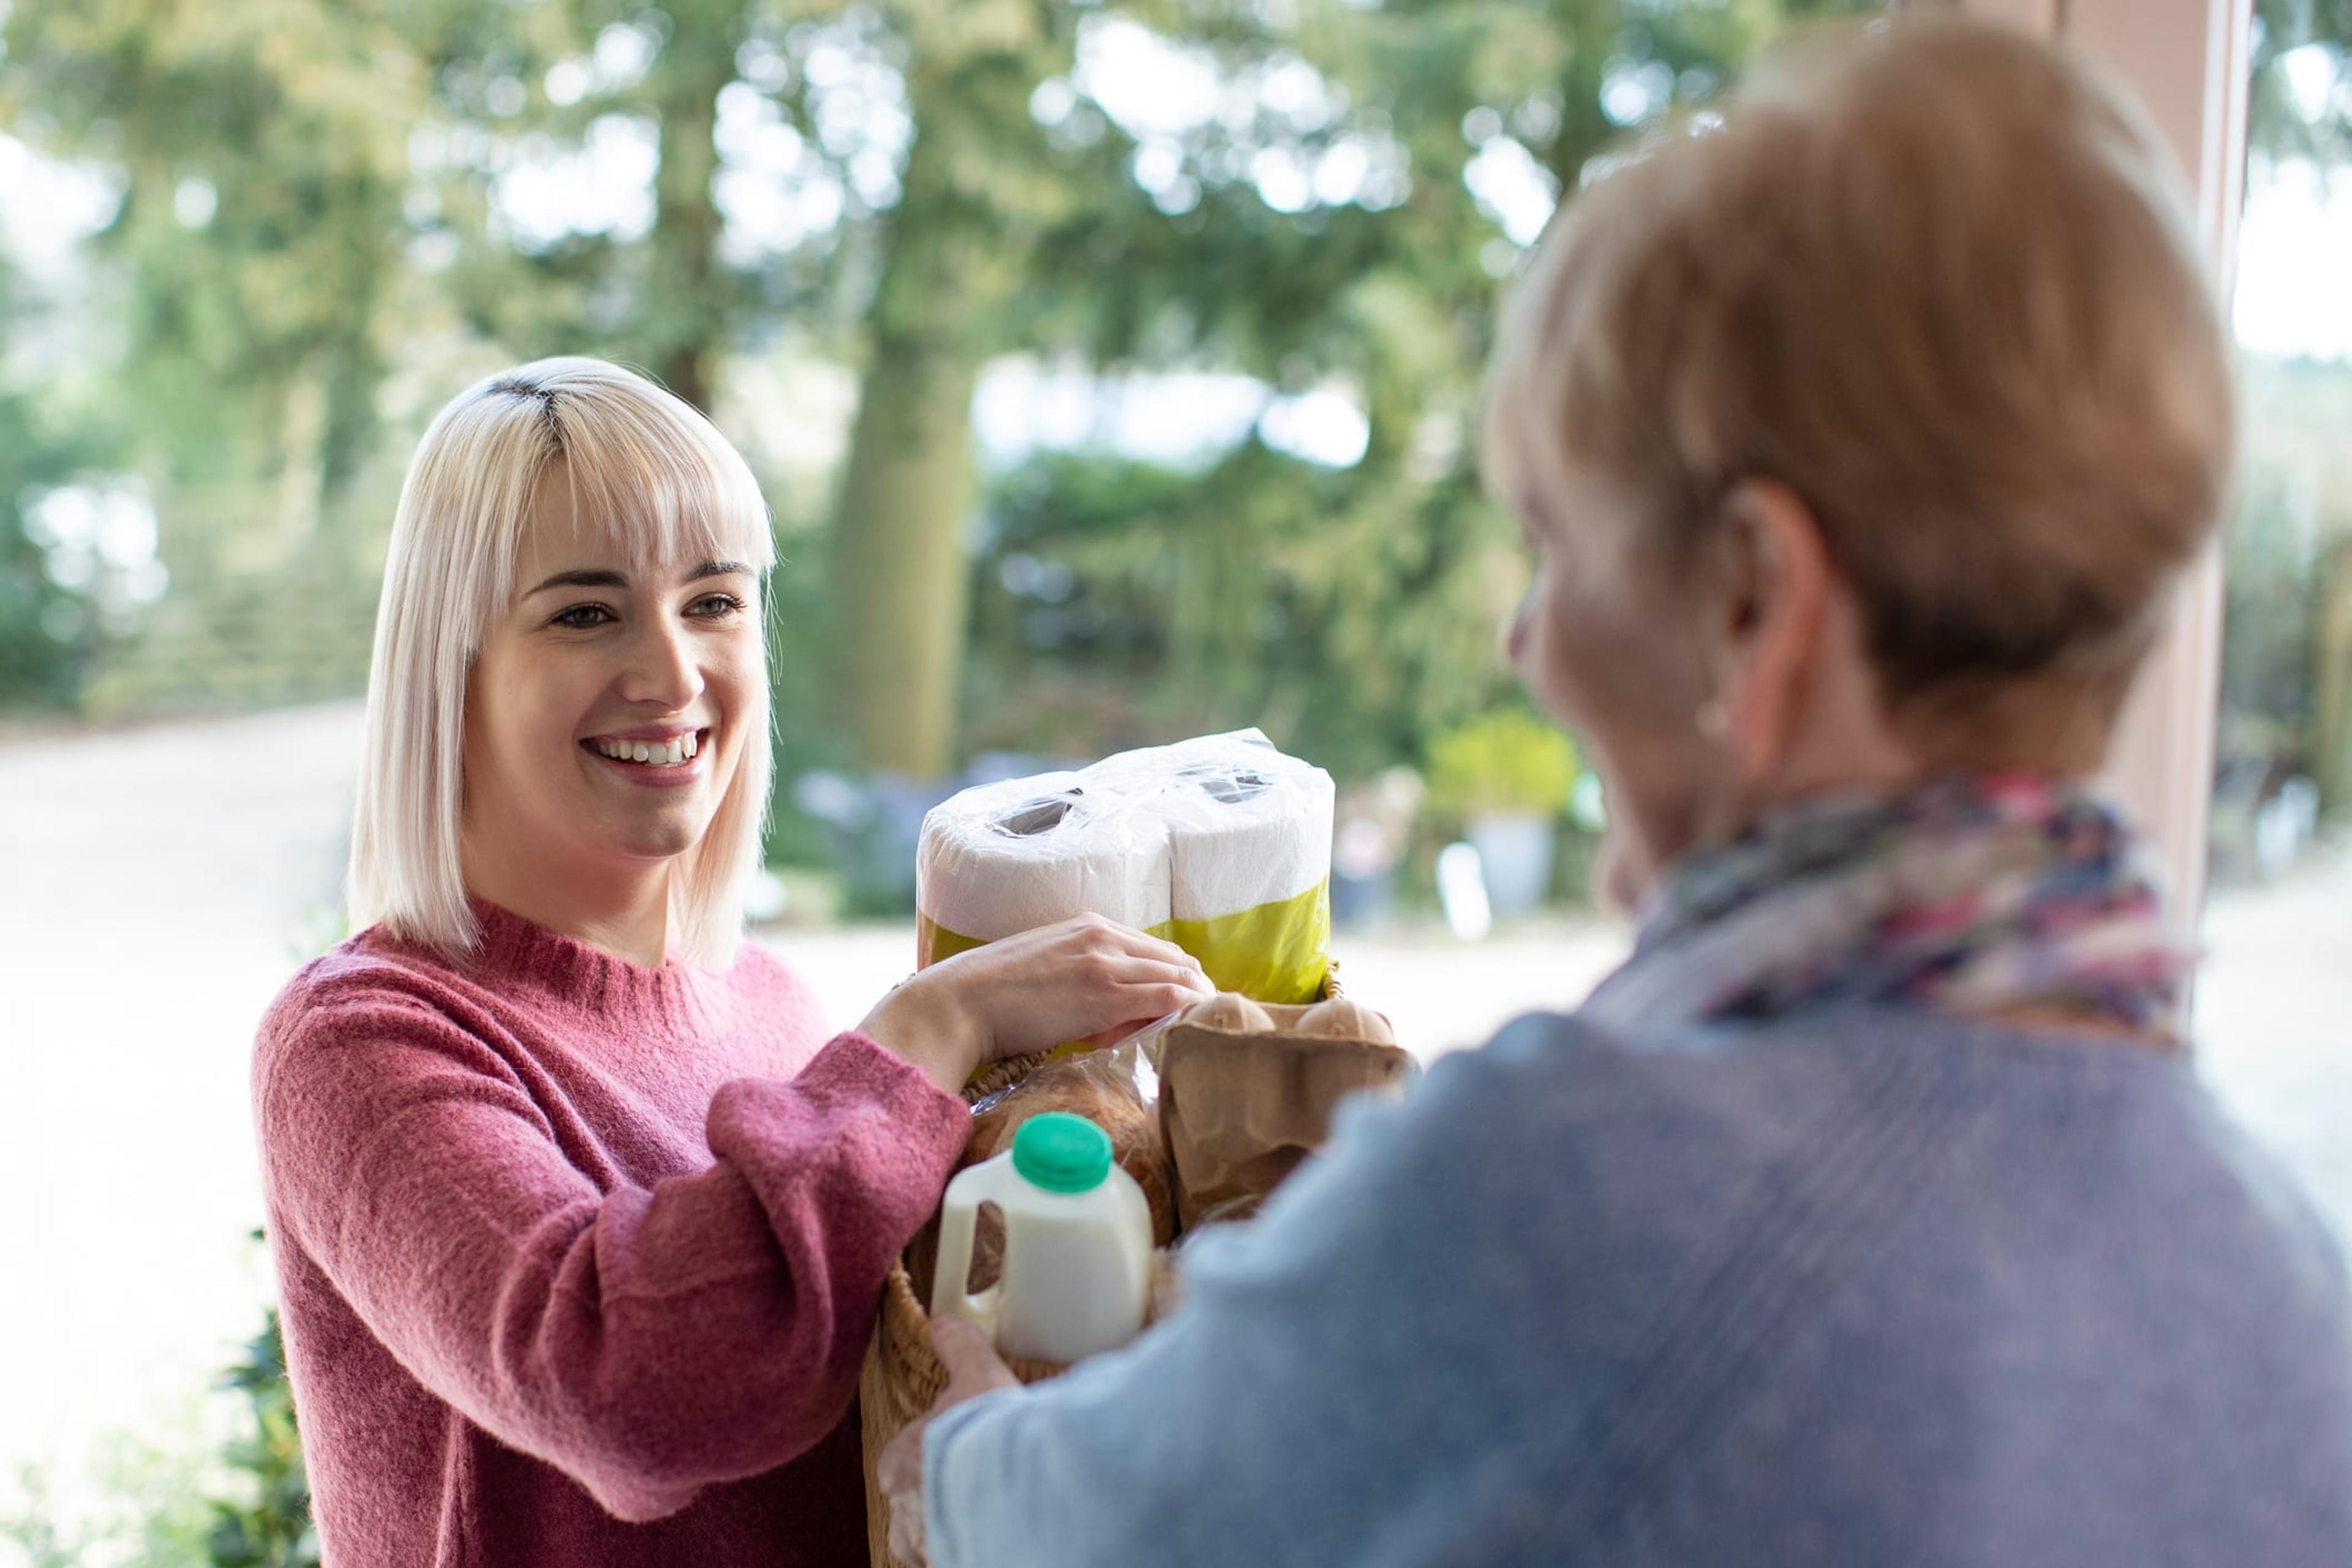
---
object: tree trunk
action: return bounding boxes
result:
[832,334,984,776]
[829,78,1017,777]
[647,0,733,412]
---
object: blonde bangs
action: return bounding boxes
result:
[349,357,776,968]
[530,379,776,589]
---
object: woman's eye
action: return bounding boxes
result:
[688,593,747,619]
[551,603,615,628]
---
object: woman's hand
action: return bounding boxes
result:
[878,1316,1022,1568]
[858,915,1213,1096]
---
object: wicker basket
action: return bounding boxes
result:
[858,967,1345,1567]
[859,1051,1072,1568]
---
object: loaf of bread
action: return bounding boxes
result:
[905,1046,1177,1307]
[967,1052,1177,1246]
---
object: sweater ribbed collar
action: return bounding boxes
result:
[458,897,721,1035]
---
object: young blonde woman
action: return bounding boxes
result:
[251,358,1212,1567]
[883,18,2352,1567]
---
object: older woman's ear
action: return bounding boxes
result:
[1706,478,1913,802]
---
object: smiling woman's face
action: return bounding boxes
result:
[461,464,763,879]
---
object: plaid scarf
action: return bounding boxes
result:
[1581,775,2190,1038]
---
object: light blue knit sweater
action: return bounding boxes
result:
[924,1005,2352,1566]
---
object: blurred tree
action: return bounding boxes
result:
[2253,0,2352,160]
[0,0,422,513]
[412,0,760,413]
[959,0,1868,782]
[0,260,124,709]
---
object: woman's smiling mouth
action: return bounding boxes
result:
[582,727,709,772]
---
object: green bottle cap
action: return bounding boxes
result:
[1011,1112,1114,1194]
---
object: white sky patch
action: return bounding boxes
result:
[2234,157,2352,361]
[1074,15,1222,139]
[172,176,217,229]
[24,479,170,617]
[1072,14,1404,216]
[1600,58,1675,127]
[973,360,1368,471]
[714,80,847,265]
[1258,385,1370,468]
[493,114,658,252]
[592,22,658,93]
[0,134,123,282]
[2277,43,2343,124]
[974,361,1266,469]
[1463,135,1558,247]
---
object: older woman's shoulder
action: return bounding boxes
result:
[1430,1005,1909,1161]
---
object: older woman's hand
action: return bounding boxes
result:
[858,914,1213,1095]
[879,1316,1022,1567]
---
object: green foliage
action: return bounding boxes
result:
[2252,0,2352,161]
[1424,706,1579,819]
[0,258,130,710]
[0,1294,314,1568]
[203,1308,317,1568]
[2,0,2348,767]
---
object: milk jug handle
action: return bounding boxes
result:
[929,1160,1006,1335]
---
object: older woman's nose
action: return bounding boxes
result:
[1503,582,1537,668]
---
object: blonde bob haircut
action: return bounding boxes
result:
[349,356,777,967]
[1484,15,2234,736]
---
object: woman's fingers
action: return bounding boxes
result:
[1043,913,1205,978]
[932,1314,1022,1398]
[1097,951,1218,998]
[877,1320,1020,1568]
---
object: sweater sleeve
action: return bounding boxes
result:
[920,1034,1583,1568]
[255,986,968,1523]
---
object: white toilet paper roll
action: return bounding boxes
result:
[916,772,1174,959]
[1156,745,1335,923]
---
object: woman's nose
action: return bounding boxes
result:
[618,617,705,710]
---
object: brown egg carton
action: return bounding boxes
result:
[1156,993,1417,1231]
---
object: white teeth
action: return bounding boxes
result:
[592,734,699,765]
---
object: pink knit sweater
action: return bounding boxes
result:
[251,902,968,1566]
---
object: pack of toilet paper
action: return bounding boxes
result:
[916,730,1335,1005]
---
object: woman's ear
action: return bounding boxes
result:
[1705,478,1835,787]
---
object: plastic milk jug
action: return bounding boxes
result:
[930,1112,1153,1362]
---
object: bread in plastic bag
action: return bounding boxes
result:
[904,1035,1174,1309]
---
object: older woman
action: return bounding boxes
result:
[252,358,1212,1567]
[884,18,2352,1566]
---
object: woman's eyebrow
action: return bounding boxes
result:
[521,560,747,598]
[524,567,628,597]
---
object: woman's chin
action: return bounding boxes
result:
[576,801,714,864]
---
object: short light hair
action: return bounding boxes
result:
[349,357,777,966]
[1485,15,2235,726]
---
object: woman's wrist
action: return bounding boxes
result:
[858,979,986,1098]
